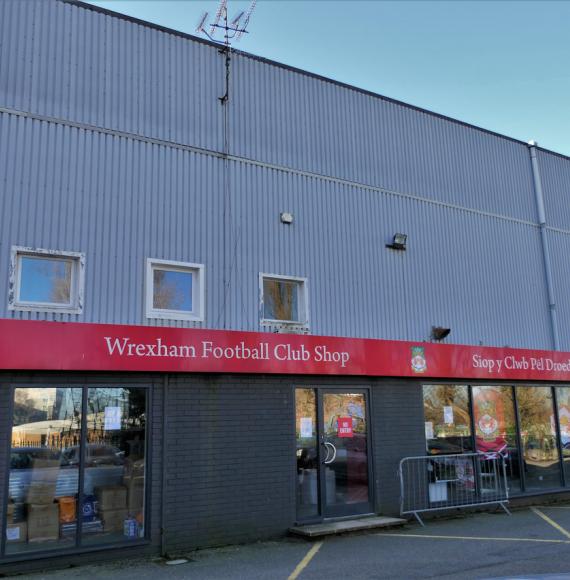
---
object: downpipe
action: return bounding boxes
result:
[528,142,560,351]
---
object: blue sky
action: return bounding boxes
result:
[88,1,570,156]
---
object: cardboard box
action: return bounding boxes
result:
[95,485,127,510]
[99,508,128,533]
[30,459,61,483]
[6,501,15,523]
[124,475,144,514]
[6,522,27,543]
[27,481,57,504]
[27,503,59,542]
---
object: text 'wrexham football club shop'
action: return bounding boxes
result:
[3,319,570,563]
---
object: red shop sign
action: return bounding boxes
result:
[337,417,353,438]
[2,319,570,381]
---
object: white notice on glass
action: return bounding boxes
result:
[104,406,122,431]
[6,527,19,541]
[300,417,313,438]
[443,406,454,425]
[425,421,434,440]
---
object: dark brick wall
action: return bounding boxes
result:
[371,379,426,516]
[0,372,428,566]
[162,375,296,553]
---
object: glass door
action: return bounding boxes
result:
[295,388,373,522]
[320,391,372,518]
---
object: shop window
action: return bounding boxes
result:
[9,247,85,314]
[260,274,308,326]
[423,385,472,455]
[295,388,318,521]
[146,258,204,321]
[516,386,562,490]
[472,385,521,493]
[5,386,147,556]
[556,387,570,484]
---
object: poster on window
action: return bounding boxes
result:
[300,417,313,438]
[473,387,507,453]
[443,406,454,425]
[338,417,353,438]
[104,406,122,431]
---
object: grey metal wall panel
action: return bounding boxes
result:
[0,0,224,152]
[545,230,570,351]
[1,0,539,223]
[0,111,553,348]
[538,149,570,231]
[230,54,538,222]
[0,111,225,327]
[228,158,550,347]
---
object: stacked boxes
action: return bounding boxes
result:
[124,459,144,529]
[27,458,60,543]
[5,499,27,544]
[27,504,59,542]
[95,486,128,533]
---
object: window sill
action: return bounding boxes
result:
[8,304,82,315]
[146,311,204,322]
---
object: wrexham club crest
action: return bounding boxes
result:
[411,346,427,374]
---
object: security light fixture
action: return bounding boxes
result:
[280,212,294,224]
[386,233,407,251]
[431,326,451,341]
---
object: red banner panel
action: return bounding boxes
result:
[1,319,570,381]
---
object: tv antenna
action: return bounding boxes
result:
[196,0,256,103]
[196,0,257,48]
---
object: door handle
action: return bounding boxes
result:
[324,441,337,465]
[322,441,331,464]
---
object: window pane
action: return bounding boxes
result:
[81,387,146,545]
[263,279,299,321]
[516,386,561,491]
[473,385,521,493]
[556,387,570,485]
[7,388,82,554]
[296,389,318,521]
[423,385,472,454]
[153,269,193,312]
[19,256,72,304]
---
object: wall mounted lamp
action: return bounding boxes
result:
[386,233,407,251]
[280,212,294,224]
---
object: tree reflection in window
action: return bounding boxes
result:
[423,385,472,455]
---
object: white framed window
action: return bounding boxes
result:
[9,246,85,314]
[146,258,205,322]
[260,273,308,326]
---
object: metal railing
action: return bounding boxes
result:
[399,451,511,526]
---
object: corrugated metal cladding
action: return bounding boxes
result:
[0,0,542,221]
[0,0,225,152]
[0,111,553,348]
[546,231,570,351]
[0,0,569,349]
[538,149,570,231]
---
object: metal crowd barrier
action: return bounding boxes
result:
[399,451,511,526]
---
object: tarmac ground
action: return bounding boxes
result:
[15,504,570,580]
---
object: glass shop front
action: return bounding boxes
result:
[3,386,147,556]
[424,384,570,494]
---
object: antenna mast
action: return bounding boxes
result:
[196,0,257,103]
